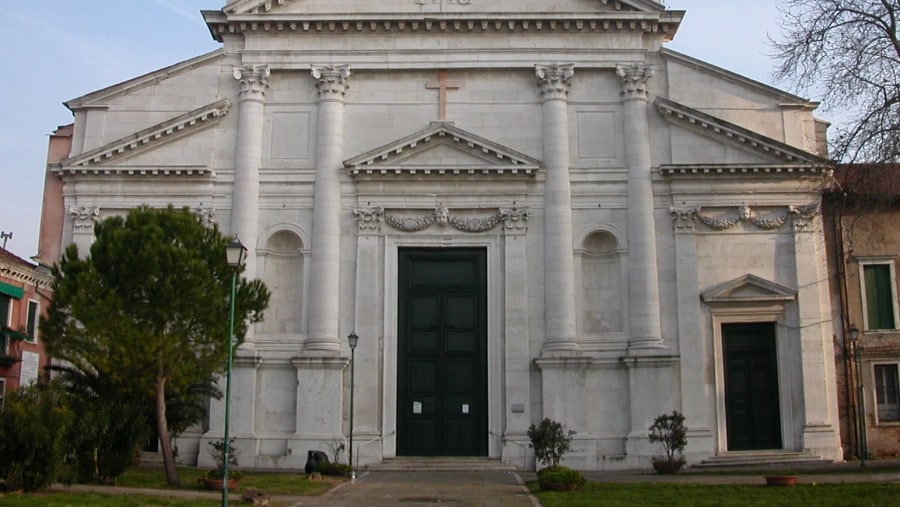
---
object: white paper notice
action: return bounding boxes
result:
[462,404,469,414]
[20,351,39,386]
[413,401,422,414]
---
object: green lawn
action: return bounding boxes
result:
[0,467,339,507]
[531,482,900,507]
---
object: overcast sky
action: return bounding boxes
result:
[0,0,803,261]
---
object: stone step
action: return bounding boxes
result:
[364,457,518,471]
[693,451,833,469]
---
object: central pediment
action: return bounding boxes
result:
[344,122,541,178]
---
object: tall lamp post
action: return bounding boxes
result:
[849,326,867,467]
[223,238,247,506]
[347,331,359,478]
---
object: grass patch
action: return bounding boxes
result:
[118,466,337,496]
[0,491,217,507]
[530,481,900,507]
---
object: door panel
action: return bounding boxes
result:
[397,249,487,456]
[723,322,782,451]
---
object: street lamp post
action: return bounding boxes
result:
[347,331,359,478]
[223,238,247,506]
[849,326,867,467]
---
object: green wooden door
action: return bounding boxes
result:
[397,249,487,456]
[723,322,783,451]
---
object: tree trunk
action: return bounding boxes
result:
[155,376,180,486]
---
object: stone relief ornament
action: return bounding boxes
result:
[617,64,654,99]
[671,204,817,231]
[352,207,384,231]
[535,64,575,100]
[194,207,217,226]
[69,206,101,230]
[233,64,271,99]
[311,64,352,100]
[378,206,529,233]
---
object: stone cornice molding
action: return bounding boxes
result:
[56,165,214,178]
[224,0,667,15]
[69,206,101,230]
[310,64,351,101]
[344,121,541,177]
[701,273,797,304]
[660,164,831,177]
[354,206,530,233]
[654,98,827,164]
[204,9,682,42]
[535,64,575,101]
[57,99,231,169]
[234,65,271,101]
[669,203,821,232]
[617,63,654,100]
[0,266,53,290]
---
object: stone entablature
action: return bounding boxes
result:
[655,98,825,164]
[56,99,231,169]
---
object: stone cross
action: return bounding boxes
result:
[425,70,460,120]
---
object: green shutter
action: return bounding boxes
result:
[864,264,897,330]
[0,281,24,299]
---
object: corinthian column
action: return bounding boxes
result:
[618,63,663,350]
[304,64,351,353]
[230,64,270,278]
[535,64,578,353]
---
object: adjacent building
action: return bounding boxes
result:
[38,1,843,469]
[0,248,53,403]
[825,165,900,460]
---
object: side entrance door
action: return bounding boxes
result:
[723,322,783,451]
[397,248,487,456]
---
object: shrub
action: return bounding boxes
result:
[649,410,687,463]
[0,383,74,492]
[537,465,586,490]
[527,418,575,469]
[318,461,353,476]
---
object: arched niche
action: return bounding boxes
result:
[259,229,304,335]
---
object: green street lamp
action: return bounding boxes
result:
[849,326,867,467]
[222,238,247,506]
[348,331,359,478]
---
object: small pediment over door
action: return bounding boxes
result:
[701,274,797,304]
[344,121,541,179]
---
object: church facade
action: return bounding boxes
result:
[40,0,843,469]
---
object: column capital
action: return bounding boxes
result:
[617,64,654,100]
[535,63,575,101]
[311,64,352,101]
[233,64,271,101]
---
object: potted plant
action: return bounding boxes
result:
[198,438,244,491]
[527,418,585,491]
[648,411,687,474]
[764,471,799,486]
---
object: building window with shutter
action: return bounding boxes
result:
[26,300,39,342]
[874,364,900,423]
[859,260,899,331]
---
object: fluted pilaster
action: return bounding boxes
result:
[305,65,351,353]
[230,64,270,279]
[617,63,663,350]
[535,63,579,353]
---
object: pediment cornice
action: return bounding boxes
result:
[701,274,797,304]
[344,121,541,178]
[206,2,681,41]
[56,99,231,173]
[654,97,827,165]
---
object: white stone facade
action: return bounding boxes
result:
[48,0,842,469]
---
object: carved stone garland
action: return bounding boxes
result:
[670,204,820,231]
[353,206,530,233]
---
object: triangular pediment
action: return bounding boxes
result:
[344,122,541,177]
[701,274,797,304]
[55,99,230,176]
[224,0,663,16]
[655,97,826,165]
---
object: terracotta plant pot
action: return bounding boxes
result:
[651,459,685,474]
[765,475,799,487]
[201,477,241,491]
[540,481,579,491]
